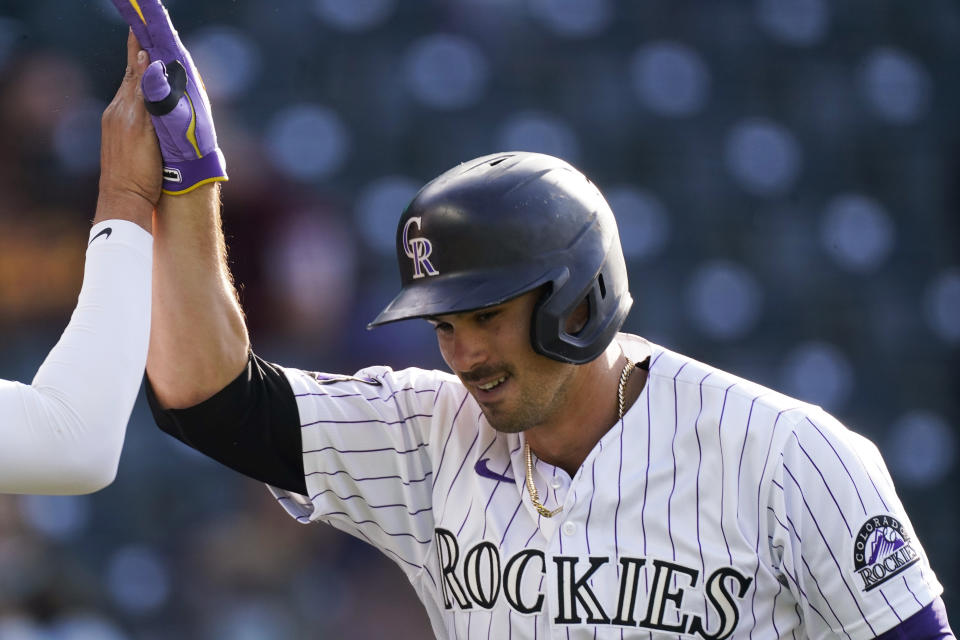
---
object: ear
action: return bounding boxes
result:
[564,298,590,335]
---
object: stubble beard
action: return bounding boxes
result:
[480,368,575,435]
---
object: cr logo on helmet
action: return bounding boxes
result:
[403,216,440,279]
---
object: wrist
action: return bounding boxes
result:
[94,189,156,232]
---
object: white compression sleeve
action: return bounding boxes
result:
[0,220,152,494]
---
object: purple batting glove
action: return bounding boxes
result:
[110,0,227,194]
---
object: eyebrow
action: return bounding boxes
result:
[424,305,504,325]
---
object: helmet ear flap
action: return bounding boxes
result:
[531,260,633,364]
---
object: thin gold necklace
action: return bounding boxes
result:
[524,357,636,518]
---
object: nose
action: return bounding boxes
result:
[442,327,488,374]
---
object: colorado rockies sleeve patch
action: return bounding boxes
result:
[853,514,920,591]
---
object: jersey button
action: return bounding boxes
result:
[550,478,563,490]
[562,521,576,536]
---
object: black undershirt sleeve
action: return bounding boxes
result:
[146,352,308,495]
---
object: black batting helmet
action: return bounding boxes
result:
[368,152,632,364]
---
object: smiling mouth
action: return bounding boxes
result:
[477,376,507,391]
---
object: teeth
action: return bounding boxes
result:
[478,376,506,391]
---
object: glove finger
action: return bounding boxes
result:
[136,0,182,49]
[141,59,172,103]
[109,0,153,49]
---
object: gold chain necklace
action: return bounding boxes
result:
[524,357,636,518]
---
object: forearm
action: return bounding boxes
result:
[147,183,249,408]
[0,221,152,494]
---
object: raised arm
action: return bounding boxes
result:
[105,0,248,407]
[147,183,249,408]
[0,31,157,494]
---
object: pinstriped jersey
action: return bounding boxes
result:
[269,334,942,639]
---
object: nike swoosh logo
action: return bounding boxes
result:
[89,227,112,245]
[474,458,515,484]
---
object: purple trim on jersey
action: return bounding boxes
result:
[795,438,853,536]
[875,598,955,640]
[880,589,903,623]
[301,413,433,427]
[804,417,869,514]
[800,554,855,640]
[772,478,785,491]
[717,382,738,565]
[667,363,687,562]
[693,372,712,628]
[783,463,876,636]
[749,410,786,639]
[304,468,433,486]
[303,443,426,456]
[320,511,433,544]
[736,395,764,518]
[309,487,432,517]
[433,391,470,491]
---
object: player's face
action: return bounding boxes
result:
[428,290,578,433]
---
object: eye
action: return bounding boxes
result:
[431,321,453,334]
[475,309,500,323]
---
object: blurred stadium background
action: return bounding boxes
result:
[0,0,956,637]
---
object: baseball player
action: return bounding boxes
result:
[0,30,157,495]
[116,1,954,637]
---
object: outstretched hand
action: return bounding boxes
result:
[109,0,227,195]
[95,29,162,232]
